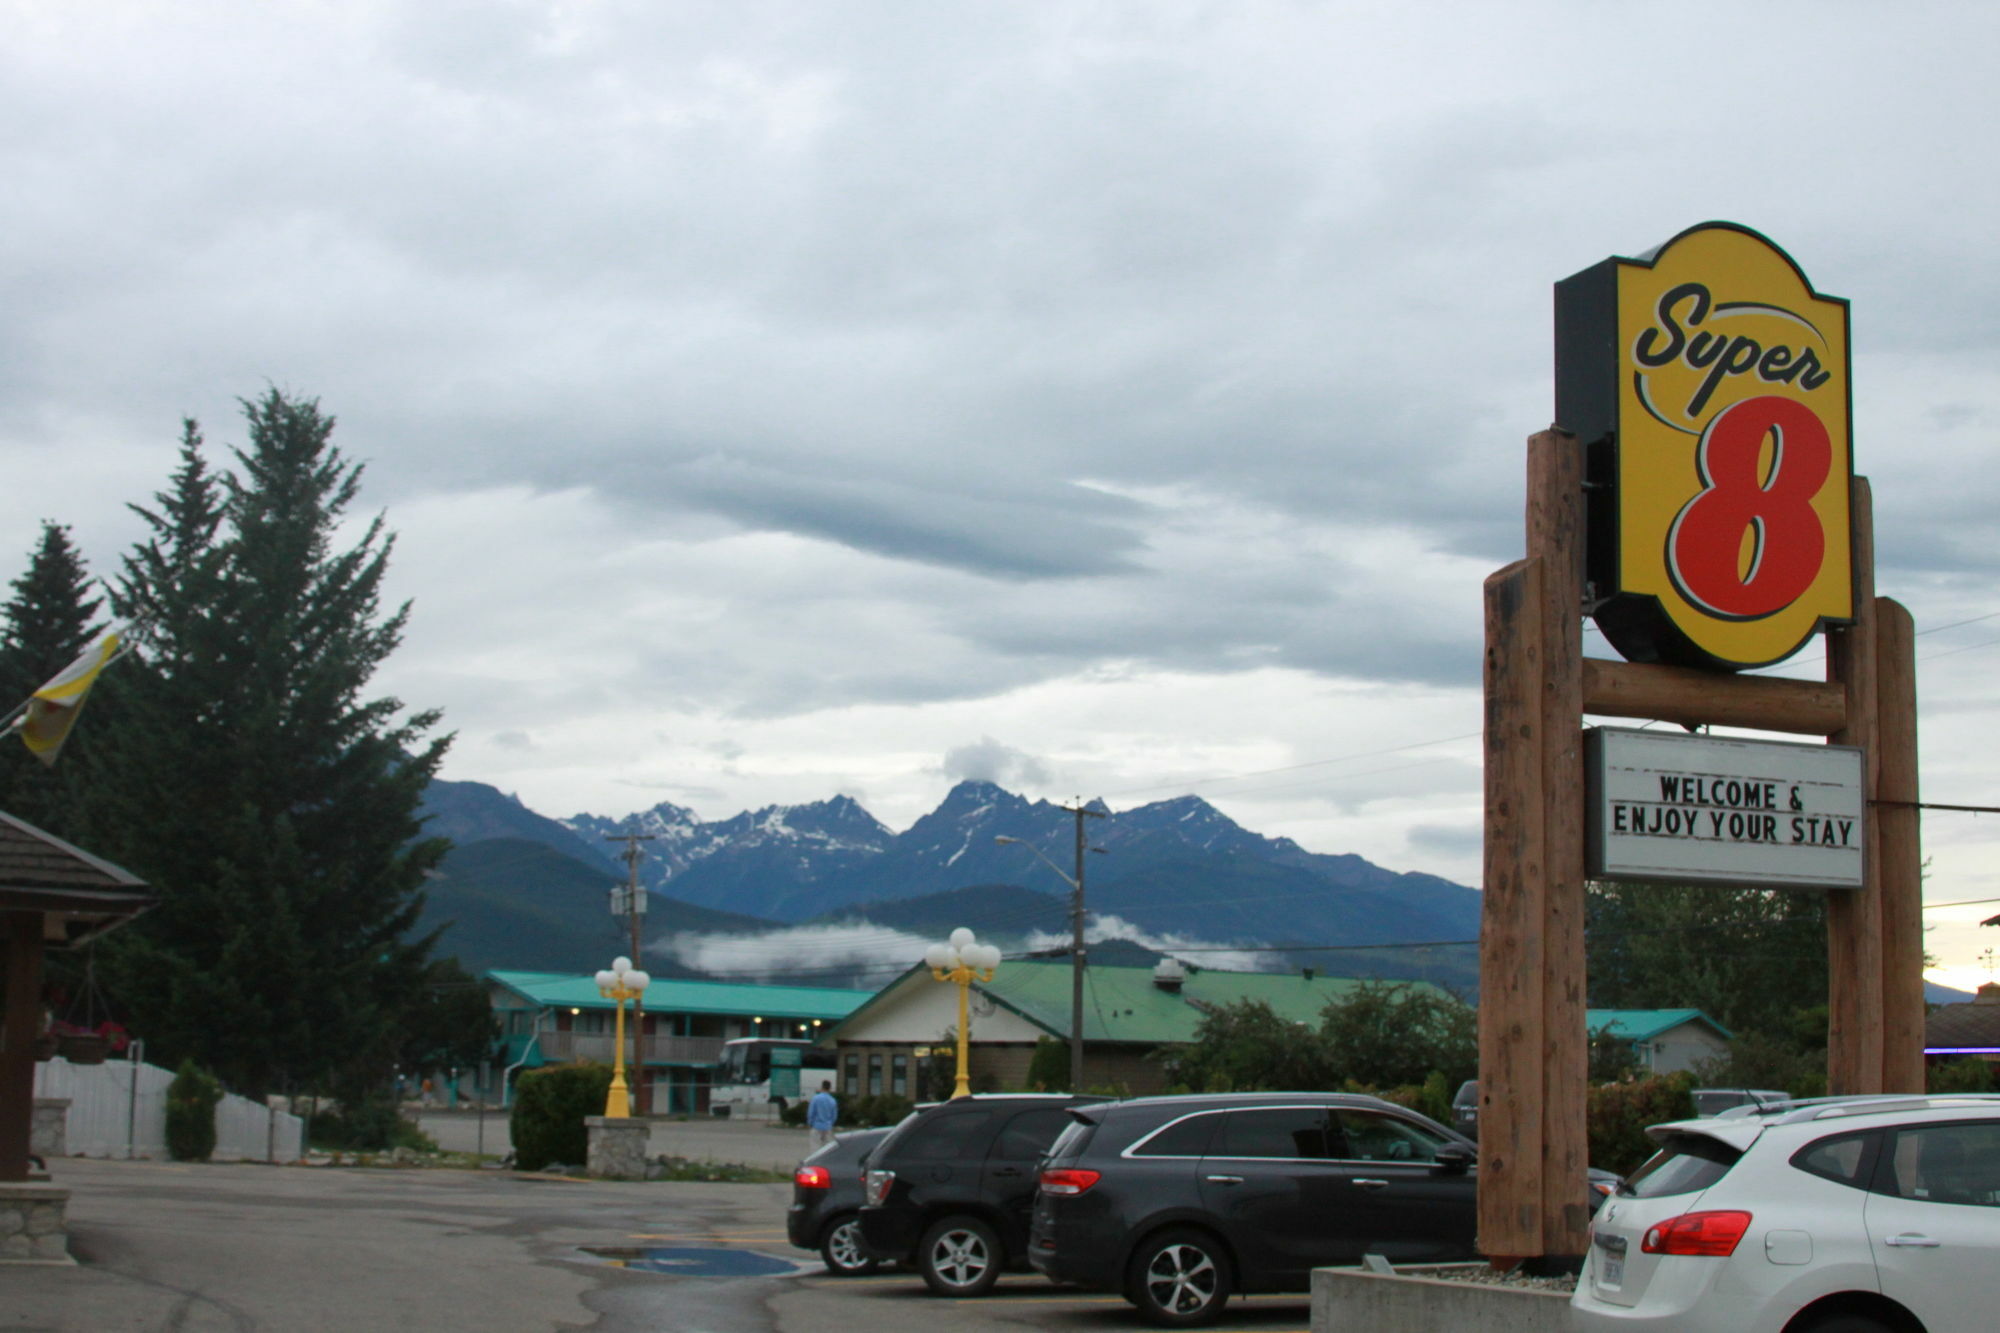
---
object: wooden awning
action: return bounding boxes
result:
[0,811,153,947]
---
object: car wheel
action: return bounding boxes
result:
[1127,1228,1231,1327]
[819,1214,879,1276]
[917,1214,1003,1297]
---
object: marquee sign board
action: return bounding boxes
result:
[1557,223,1854,671]
[1586,727,1865,890]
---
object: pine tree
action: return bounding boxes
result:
[92,393,452,1099]
[0,520,105,830]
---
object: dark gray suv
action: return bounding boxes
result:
[1030,1092,1611,1326]
[858,1093,1107,1297]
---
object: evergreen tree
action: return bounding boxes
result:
[1585,880,1829,1048]
[0,520,105,829]
[92,392,451,1099]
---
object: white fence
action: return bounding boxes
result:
[33,1055,304,1162]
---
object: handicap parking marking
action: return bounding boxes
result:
[578,1245,810,1277]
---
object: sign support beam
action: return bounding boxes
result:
[1478,428,1589,1264]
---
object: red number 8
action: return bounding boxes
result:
[1667,395,1832,620]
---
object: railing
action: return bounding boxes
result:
[534,1032,725,1066]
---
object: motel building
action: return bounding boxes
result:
[486,970,870,1114]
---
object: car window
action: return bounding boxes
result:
[896,1109,996,1159]
[1622,1131,1743,1198]
[1333,1110,1451,1162]
[1132,1111,1221,1158]
[1879,1121,2000,1207]
[1791,1130,1879,1190]
[991,1108,1072,1161]
[1213,1107,1335,1160]
[1046,1117,1098,1161]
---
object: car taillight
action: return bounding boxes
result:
[794,1165,830,1189]
[1039,1168,1101,1196]
[1641,1210,1752,1257]
[865,1168,895,1206]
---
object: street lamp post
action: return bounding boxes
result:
[925,928,1002,1099]
[997,801,1104,1093]
[594,956,651,1118]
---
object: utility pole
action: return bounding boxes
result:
[605,832,657,1114]
[1065,800,1105,1094]
[996,801,1106,1093]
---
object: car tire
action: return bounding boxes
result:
[819,1214,879,1276]
[1797,1317,1898,1333]
[917,1214,1003,1297]
[1126,1228,1232,1327]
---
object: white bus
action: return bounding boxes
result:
[709,1037,837,1119]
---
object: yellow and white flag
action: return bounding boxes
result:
[18,628,123,766]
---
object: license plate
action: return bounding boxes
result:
[1594,1230,1628,1289]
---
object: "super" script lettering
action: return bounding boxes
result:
[1633,282,1832,419]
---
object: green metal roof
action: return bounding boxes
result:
[1586,1008,1733,1043]
[488,969,873,1021]
[973,961,1455,1045]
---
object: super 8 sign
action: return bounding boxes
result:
[1556,223,1854,671]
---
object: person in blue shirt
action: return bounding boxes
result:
[806,1080,839,1151]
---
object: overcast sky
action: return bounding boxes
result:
[7,2,1999,988]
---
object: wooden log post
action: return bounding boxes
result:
[1478,428,1589,1263]
[1529,432,1588,1257]
[1479,556,1547,1260]
[1826,479,1883,1094]
[0,911,45,1182]
[1874,597,1924,1094]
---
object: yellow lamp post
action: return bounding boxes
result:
[594,956,651,1118]
[926,928,1002,1098]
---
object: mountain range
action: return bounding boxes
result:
[413,778,1485,989]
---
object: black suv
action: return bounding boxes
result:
[786,1127,890,1275]
[858,1093,1106,1296]
[1030,1092,1612,1326]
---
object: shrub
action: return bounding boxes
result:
[842,1093,915,1128]
[1692,1030,1823,1095]
[311,1094,437,1152]
[1368,1072,1448,1120]
[1026,1035,1071,1092]
[165,1059,223,1162]
[1928,1058,1994,1094]
[1588,1072,1697,1177]
[511,1062,613,1170]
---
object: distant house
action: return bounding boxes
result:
[1587,1009,1733,1075]
[1924,982,2000,1065]
[826,958,1461,1098]
[487,970,871,1114]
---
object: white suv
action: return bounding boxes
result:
[1572,1094,2000,1333]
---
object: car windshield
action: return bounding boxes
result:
[1620,1130,1743,1198]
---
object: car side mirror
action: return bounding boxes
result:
[1432,1143,1474,1174]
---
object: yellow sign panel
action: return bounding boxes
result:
[1556,223,1853,671]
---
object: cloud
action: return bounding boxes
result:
[657,922,934,986]
[942,737,1051,790]
[1022,914,1268,975]
[5,1,2000,951]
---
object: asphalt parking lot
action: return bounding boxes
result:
[9,1156,1317,1333]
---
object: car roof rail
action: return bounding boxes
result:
[1715,1092,2000,1124]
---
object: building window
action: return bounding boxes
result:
[843,1053,860,1097]
[868,1053,883,1095]
[892,1053,908,1096]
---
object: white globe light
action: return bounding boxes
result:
[925,943,955,971]
[594,970,616,990]
[966,943,1002,971]
[613,956,632,974]
[949,927,975,951]
[626,969,651,992]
